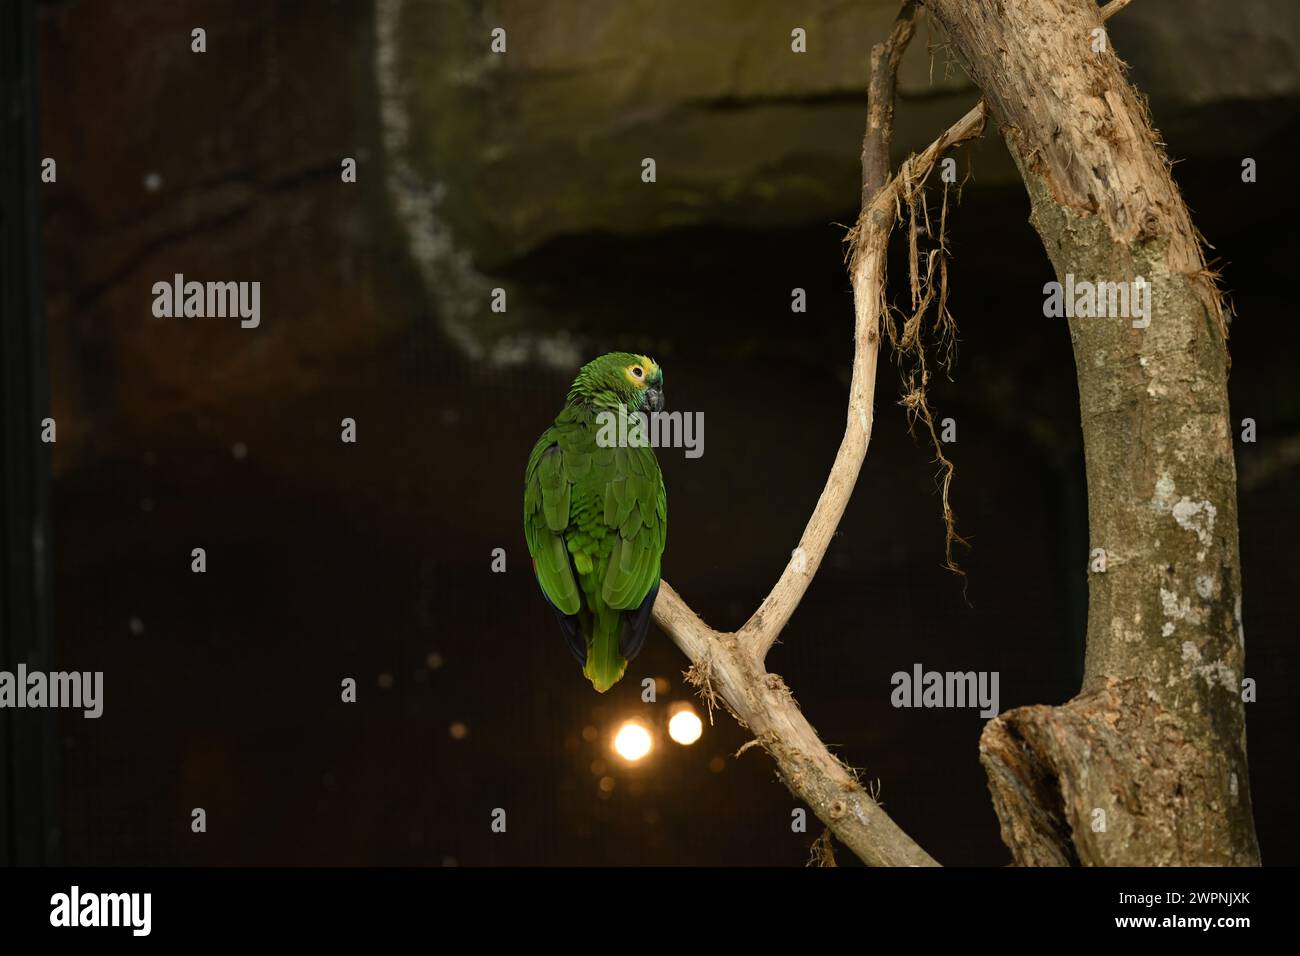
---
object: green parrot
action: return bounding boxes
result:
[524,352,667,692]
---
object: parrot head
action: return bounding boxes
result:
[567,352,664,414]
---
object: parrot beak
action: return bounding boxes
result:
[645,386,664,413]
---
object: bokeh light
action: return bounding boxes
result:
[612,721,653,762]
[668,707,703,745]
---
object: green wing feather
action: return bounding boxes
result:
[524,429,581,615]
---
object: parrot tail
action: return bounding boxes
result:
[583,604,627,693]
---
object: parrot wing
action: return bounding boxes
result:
[600,444,666,613]
[523,429,581,616]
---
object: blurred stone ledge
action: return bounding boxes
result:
[376,0,1300,364]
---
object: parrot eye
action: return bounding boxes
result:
[630,365,644,380]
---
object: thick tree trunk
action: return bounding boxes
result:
[924,0,1260,865]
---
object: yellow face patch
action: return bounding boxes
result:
[622,355,658,388]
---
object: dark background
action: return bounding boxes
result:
[5,0,1298,865]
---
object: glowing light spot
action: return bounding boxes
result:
[613,721,653,762]
[668,708,703,745]
[449,721,468,740]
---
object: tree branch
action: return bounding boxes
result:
[650,2,951,867]
[863,1,920,205]
[736,0,1131,663]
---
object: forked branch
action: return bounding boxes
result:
[653,1,943,867]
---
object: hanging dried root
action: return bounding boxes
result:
[883,154,970,581]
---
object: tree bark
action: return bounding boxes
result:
[923,0,1260,865]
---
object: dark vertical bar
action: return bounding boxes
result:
[0,0,60,865]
